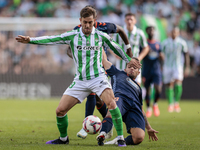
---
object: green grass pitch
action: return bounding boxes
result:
[0,99,200,150]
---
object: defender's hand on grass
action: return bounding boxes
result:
[16,35,30,43]
[147,128,159,141]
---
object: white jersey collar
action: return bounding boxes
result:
[169,37,179,42]
[80,26,95,37]
[124,25,137,35]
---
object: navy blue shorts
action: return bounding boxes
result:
[143,72,162,88]
[116,97,145,134]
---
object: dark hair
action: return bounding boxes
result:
[145,26,155,32]
[125,13,136,18]
[84,5,97,17]
[80,6,96,18]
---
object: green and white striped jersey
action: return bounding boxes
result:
[161,37,188,69]
[113,26,148,70]
[29,26,131,80]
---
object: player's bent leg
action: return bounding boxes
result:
[145,87,152,118]
[125,128,145,145]
[96,95,108,118]
[165,83,175,112]
[96,110,113,145]
[99,88,115,110]
[56,95,79,116]
[92,77,125,146]
[100,88,126,147]
[46,95,79,144]
[105,128,145,146]
[85,93,96,117]
[144,79,152,118]
[96,111,113,145]
[153,84,161,117]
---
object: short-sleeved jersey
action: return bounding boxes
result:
[106,65,143,107]
[162,37,188,69]
[29,27,131,81]
[142,39,162,76]
[114,26,148,70]
[74,22,117,55]
[74,22,117,34]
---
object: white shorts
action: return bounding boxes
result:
[63,74,112,103]
[163,67,183,84]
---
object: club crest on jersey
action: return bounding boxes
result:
[126,77,139,90]
[95,38,98,43]
[77,45,100,51]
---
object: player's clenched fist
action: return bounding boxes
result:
[15,35,30,43]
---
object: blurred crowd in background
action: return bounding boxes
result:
[0,0,200,76]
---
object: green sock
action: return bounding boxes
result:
[174,84,182,102]
[166,87,174,104]
[109,107,123,136]
[56,114,68,138]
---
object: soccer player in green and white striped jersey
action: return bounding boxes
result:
[15,7,140,147]
[161,27,190,113]
[113,13,149,84]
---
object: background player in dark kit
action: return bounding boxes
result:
[142,26,164,118]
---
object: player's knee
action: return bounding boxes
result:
[132,135,144,145]
[131,129,145,145]
[56,107,66,116]
[106,100,116,110]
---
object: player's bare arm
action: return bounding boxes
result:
[138,46,149,61]
[102,49,112,70]
[184,52,190,77]
[116,24,133,57]
[103,34,141,69]
[142,107,159,141]
[16,35,30,43]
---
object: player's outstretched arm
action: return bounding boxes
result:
[116,24,133,57]
[16,35,30,43]
[142,108,159,141]
[102,33,141,69]
[16,32,74,45]
[102,48,112,70]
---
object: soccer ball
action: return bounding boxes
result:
[82,115,102,134]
